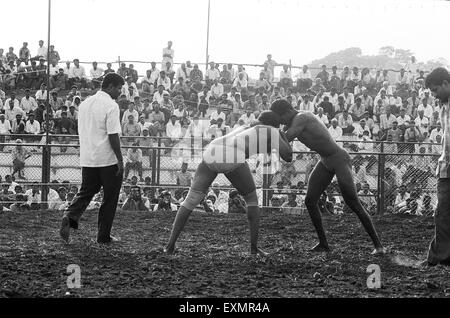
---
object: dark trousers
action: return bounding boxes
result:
[427,178,450,265]
[64,165,123,243]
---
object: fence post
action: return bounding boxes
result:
[157,138,162,185]
[377,142,385,214]
[41,141,51,207]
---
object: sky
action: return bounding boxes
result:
[2,0,449,77]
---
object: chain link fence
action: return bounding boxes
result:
[0,133,442,215]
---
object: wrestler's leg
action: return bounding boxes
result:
[165,161,218,253]
[225,162,265,256]
[334,154,384,253]
[304,161,335,252]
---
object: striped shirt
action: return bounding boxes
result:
[437,103,450,178]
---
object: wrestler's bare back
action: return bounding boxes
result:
[285,112,340,157]
[206,125,292,161]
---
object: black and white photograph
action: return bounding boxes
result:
[1,0,450,306]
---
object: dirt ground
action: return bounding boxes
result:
[1,209,450,298]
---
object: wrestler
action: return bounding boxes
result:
[164,113,293,255]
[268,100,385,254]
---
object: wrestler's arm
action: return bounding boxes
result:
[278,130,293,162]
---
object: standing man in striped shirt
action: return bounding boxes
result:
[60,73,125,244]
[424,67,450,266]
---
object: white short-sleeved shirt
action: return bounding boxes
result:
[78,90,122,167]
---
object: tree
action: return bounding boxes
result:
[378,46,395,57]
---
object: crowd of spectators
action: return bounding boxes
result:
[0,40,443,215]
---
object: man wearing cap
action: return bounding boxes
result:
[353,118,371,139]
[328,118,343,146]
[60,73,125,244]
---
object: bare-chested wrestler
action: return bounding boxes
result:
[164,113,293,256]
[267,100,385,254]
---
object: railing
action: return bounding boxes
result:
[0,134,441,214]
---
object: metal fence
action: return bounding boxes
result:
[0,133,441,215]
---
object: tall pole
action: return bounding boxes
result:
[205,0,210,73]
[42,0,52,204]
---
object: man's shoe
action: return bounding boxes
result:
[97,236,121,244]
[60,216,71,242]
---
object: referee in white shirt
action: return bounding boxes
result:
[60,73,125,244]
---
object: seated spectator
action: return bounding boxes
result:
[394,184,410,213]
[25,114,40,135]
[348,97,366,121]
[337,109,354,134]
[173,77,190,98]
[122,102,139,126]
[24,183,42,210]
[208,182,229,214]
[176,162,192,187]
[379,106,397,132]
[153,84,169,104]
[340,86,355,108]
[160,92,174,112]
[166,114,182,143]
[328,118,343,146]
[232,72,248,96]
[208,117,230,138]
[353,118,372,138]
[157,70,171,91]
[239,109,256,125]
[414,109,429,130]
[420,195,435,217]
[148,103,166,136]
[125,142,144,182]
[122,113,141,145]
[128,64,139,83]
[358,183,376,214]
[404,121,422,153]
[153,190,178,212]
[315,107,329,126]
[0,114,11,150]
[122,186,149,212]
[396,108,411,131]
[227,189,246,214]
[311,78,326,94]
[68,58,87,89]
[374,90,389,117]
[35,83,48,104]
[387,120,403,142]
[358,130,374,153]
[173,103,188,120]
[20,89,38,115]
[389,91,403,112]
[103,62,115,75]
[279,64,293,89]
[299,94,315,113]
[281,194,299,214]
[417,97,434,119]
[296,65,313,92]
[11,113,26,135]
[89,61,104,89]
